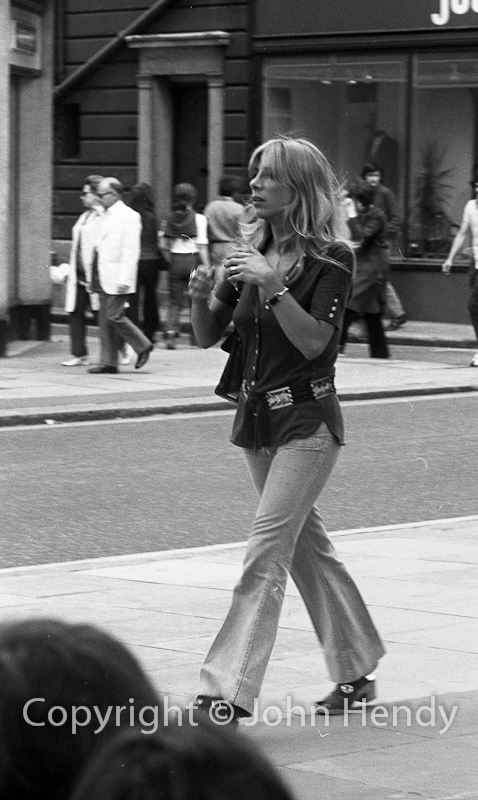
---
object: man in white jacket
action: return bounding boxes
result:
[88,178,153,373]
[61,176,103,366]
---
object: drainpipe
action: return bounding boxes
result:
[54,0,177,100]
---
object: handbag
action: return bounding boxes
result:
[214,328,243,403]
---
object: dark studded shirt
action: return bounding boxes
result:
[215,243,354,450]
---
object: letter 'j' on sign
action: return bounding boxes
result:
[432,0,478,26]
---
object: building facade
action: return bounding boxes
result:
[1,0,54,354]
[53,0,252,242]
[53,0,478,323]
[254,0,478,323]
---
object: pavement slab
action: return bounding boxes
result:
[287,735,478,798]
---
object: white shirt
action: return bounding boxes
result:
[461,200,478,267]
[166,213,208,254]
[78,208,104,278]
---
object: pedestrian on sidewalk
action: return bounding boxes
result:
[339,182,390,359]
[0,618,164,800]
[361,162,407,330]
[442,178,478,367]
[189,136,385,723]
[127,182,166,344]
[88,178,154,374]
[204,175,247,285]
[159,183,209,349]
[61,175,104,367]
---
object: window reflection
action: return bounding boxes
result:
[263,52,478,259]
[263,56,406,254]
[410,54,478,258]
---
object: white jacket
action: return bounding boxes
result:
[96,200,141,294]
[64,208,103,313]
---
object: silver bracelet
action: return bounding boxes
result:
[265,286,289,309]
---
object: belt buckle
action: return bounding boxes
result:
[265,386,294,410]
[310,377,333,401]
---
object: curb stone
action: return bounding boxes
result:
[1,383,477,427]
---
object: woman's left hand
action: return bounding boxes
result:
[225,248,282,294]
[189,264,215,300]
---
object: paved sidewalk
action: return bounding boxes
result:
[1,518,478,799]
[0,320,477,426]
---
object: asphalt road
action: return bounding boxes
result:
[1,392,477,569]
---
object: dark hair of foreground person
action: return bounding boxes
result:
[0,618,162,800]
[69,723,295,800]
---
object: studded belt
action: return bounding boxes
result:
[242,375,335,411]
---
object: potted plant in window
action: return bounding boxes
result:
[411,141,456,256]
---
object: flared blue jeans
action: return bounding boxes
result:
[199,424,385,715]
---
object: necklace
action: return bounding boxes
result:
[258,251,304,305]
[283,252,305,285]
[266,247,303,279]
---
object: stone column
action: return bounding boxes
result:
[207,79,225,202]
[137,74,154,184]
[152,78,173,220]
[11,2,54,342]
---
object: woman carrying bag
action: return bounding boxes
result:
[189,137,385,722]
[160,183,209,349]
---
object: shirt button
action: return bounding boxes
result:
[329,313,334,318]
[331,306,337,311]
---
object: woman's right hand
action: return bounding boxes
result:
[188,264,215,300]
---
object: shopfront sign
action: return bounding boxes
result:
[255,0,478,37]
[432,0,478,26]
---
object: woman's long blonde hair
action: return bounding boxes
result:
[248,137,352,262]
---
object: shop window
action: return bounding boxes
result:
[263,55,406,237]
[409,54,478,259]
[266,87,293,134]
[263,51,478,260]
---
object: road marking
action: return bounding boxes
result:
[2,514,478,575]
[342,391,478,407]
[0,409,235,431]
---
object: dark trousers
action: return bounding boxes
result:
[98,293,151,367]
[340,308,389,359]
[468,267,478,344]
[127,259,161,343]
[166,253,197,334]
[69,283,97,357]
